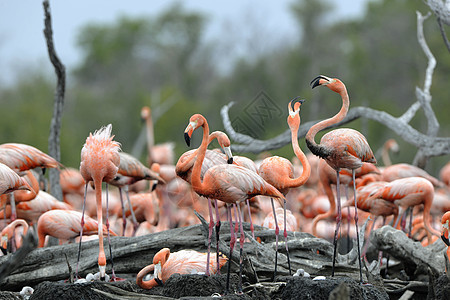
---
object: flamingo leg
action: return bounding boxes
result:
[270,197,279,281]
[283,198,292,275]
[331,169,342,277]
[214,199,221,275]
[206,198,214,276]
[9,194,16,221]
[124,186,139,236]
[246,199,255,240]
[105,183,118,281]
[345,187,351,253]
[362,215,377,258]
[225,204,235,294]
[76,183,88,279]
[236,203,244,294]
[407,207,413,237]
[352,169,363,284]
[118,187,127,236]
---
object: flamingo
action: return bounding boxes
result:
[440,162,450,187]
[258,98,311,277]
[365,177,440,244]
[381,139,399,167]
[441,211,450,271]
[262,207,298,232]
[382,163,443,188]
[37,209,117,248]
[306,75,377,282]
[184,113,285,293]
[0,143,60,173]
[176,130,233,276]
[141,106,175,166]
[0,219,28,254]
[136,248,227,290]
[0,163,32,196]
[109,151,165,236]
[79,124,121,281]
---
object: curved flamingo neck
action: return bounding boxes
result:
[306,87,349,159]
[286,122,311,188]
[176,132,222,176]
[136,264,158,289]
[191,117,210,194]
[311,177,336,236]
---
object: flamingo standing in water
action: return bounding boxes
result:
[306,75,377,283]
[184,113,285,293]
[79,124,121,280]
[37,209,117,248]
[136,248,227,290]
[258,98,311,277]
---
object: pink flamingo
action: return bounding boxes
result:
[307,75,377,282]
[0,163,32,196]
[136,248,227,290]
[440,162,450,187]
[0,219,28,254]
[37,209,116,248]
[258,98,311,277]
[441,211,450,270]
[79,124,121,280]
[176,130,233,276]
[184,113,285,293]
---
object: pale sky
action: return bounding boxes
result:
[0,0,368,83]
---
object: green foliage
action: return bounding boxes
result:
[1,0,449,176]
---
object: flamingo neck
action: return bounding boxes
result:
[191,117,210,194]
[306,89,349,159]
[136,264,159,289]
[287,124,311,188]
[311,176,336,236]
[145,114,155,165]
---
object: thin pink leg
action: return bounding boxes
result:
[246,199,255,239]
[206,198,214,276]
[76,183,88,278]
[225,204,235,294]
[236,203,244,294]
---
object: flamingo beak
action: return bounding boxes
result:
[153,261,163,285]
[310,75,329,89]
[184,122,196,147]
[1,235,7,253]
[289,97,305,116]
[442,221,450,246]
[223,146,233,164]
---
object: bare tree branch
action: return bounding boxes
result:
[221,103,450,158]
[43,0,65,201]
[437,17,450,52]
[426,0,450,52]
[413,11,439,168]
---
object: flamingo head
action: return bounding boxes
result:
[1,234,8,254]
[214,131,233,164]
[287,97,304,129]
[152,248,170,285]
[141,106,151,121]
[442,212,450,246]
[184,114,205,147]
[310,75,345,93]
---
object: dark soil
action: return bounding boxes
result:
[0,273,395,300]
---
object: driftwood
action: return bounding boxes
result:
[370,225,446,276]
[0,214,362,291]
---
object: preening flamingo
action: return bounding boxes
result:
[136,248,227,290]
[184,113,285,293]
[258,98,311,277]
[0,163,32,195]
[306,75,376,282]
[365,177,440,244]
[79,124,121,280]
[37,209,116,248]
[0,219,28,254]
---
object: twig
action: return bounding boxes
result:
[43,0,65,201]
[437,17,450,52]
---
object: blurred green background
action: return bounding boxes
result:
[0,0,449,177]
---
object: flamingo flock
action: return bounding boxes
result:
[1,75,450,295]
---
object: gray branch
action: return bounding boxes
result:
[43,0,65,201]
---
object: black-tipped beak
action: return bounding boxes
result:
[442,234,450,246]
[184,132,191,147]
[310,75,326,89]
[227,157,233,164]
[290,96,305,111]
[0,247,6,255]
[155,277,164,286]
[151,181,158,191]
